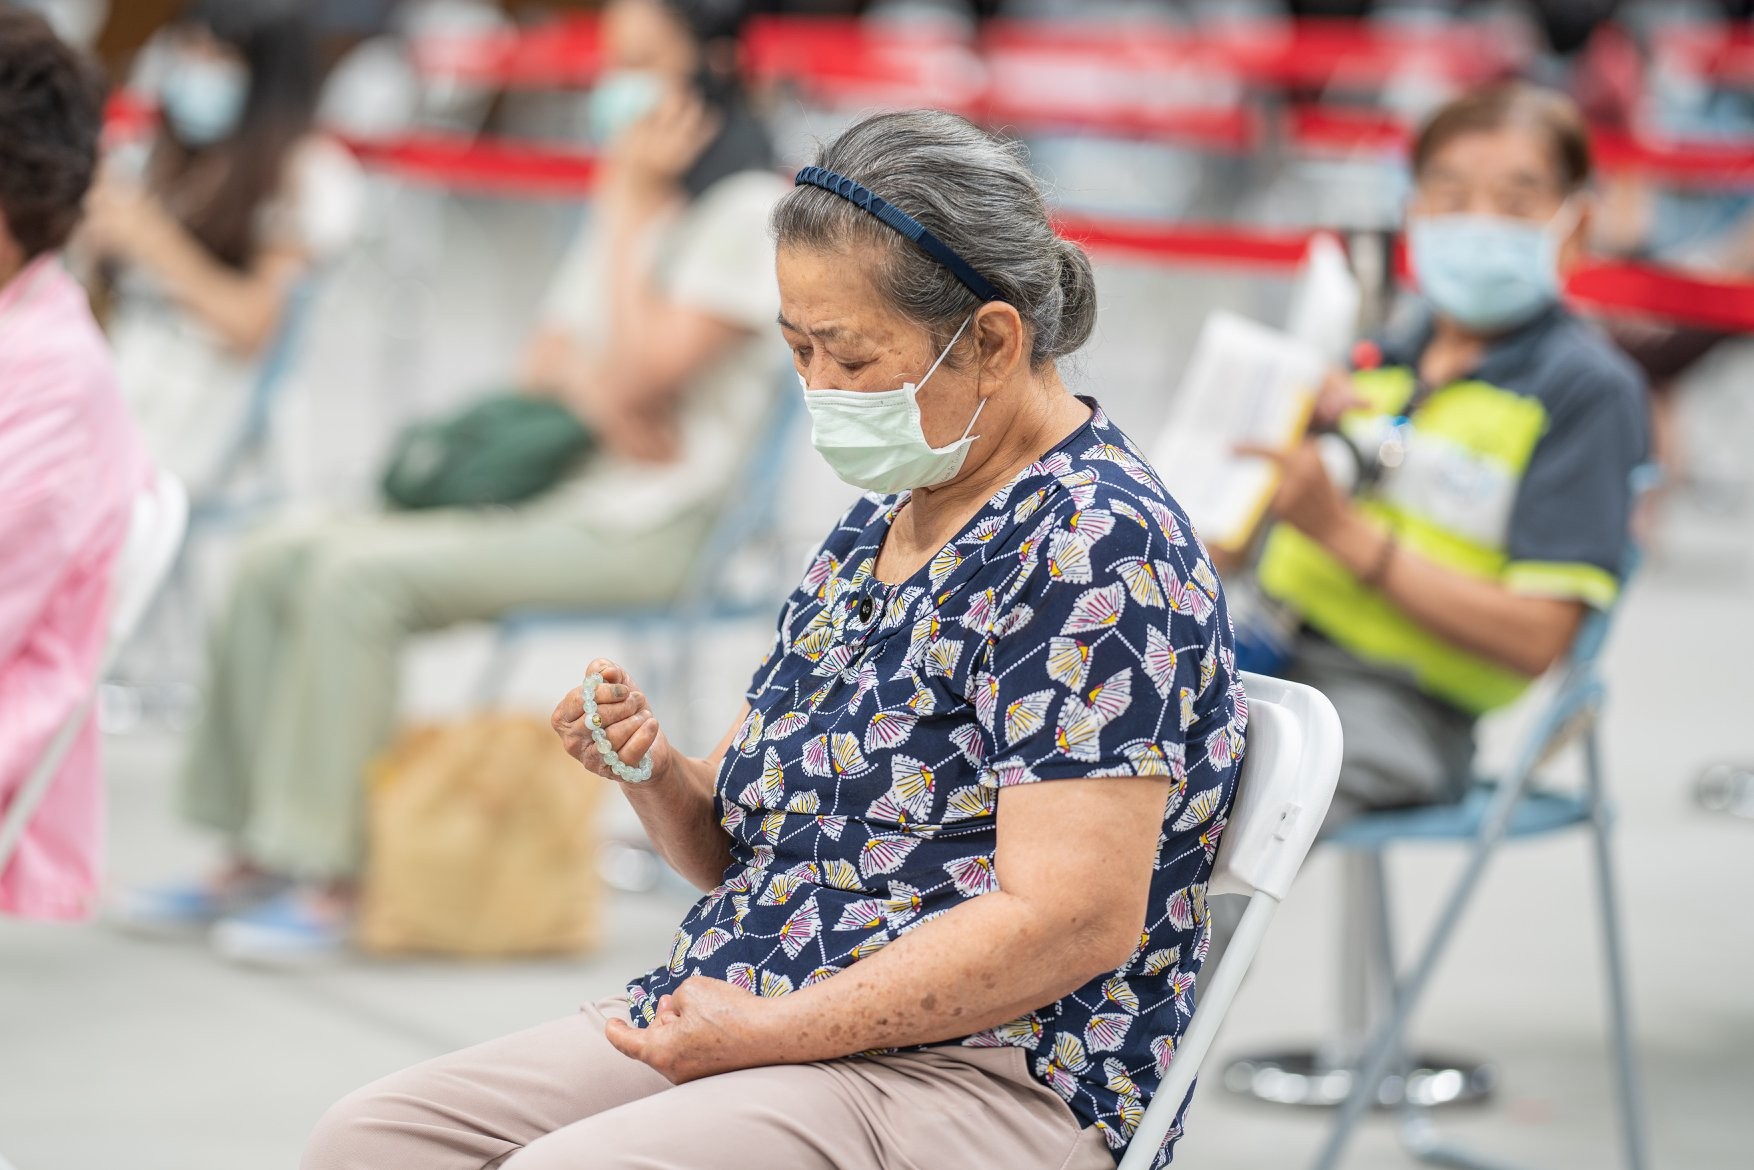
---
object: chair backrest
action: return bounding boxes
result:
[1119,672,1343,1170]
[103,468,190,673]
[0,469,188,876]
[671,371,805,616]
[1210,672,1345,900]
[197,282,315,516]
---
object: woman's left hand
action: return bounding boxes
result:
[82,172,174,262]
[604,976,778,1084]
[1236,437,1354,546]
[606,88,720,199]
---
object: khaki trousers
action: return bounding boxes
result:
[179,504,708,880]
[303,997,1116,1170]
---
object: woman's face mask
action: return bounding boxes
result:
[1407,201,1577,333]
[803,315,984,495]
[588,69,666,144]
[161,55,248,148]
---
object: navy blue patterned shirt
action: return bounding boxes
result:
[627,402,1244,1167]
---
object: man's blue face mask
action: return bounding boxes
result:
[1407,201,1578,333]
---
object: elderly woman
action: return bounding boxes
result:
[305,111,1245,1170]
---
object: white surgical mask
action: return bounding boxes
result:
[161,57,247,147]
[1407,201,1577,333]
[587,69,665,145]
[803,315,984,495]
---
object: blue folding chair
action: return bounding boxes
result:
[473,377,805,748]
[191,279,317,526]
[1225,585,1649,1170]
[100,283,319,731]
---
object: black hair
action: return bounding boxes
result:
[1413,82,1592,195]
[150,0,320,269]
[0,7,107,259]
[653,0,774,199]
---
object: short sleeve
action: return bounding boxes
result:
[971,498,1236,787]
[256,136,365,262]
[661,171,786,333]
[1503,352,1650,609]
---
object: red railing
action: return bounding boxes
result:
[101,93,1754,334]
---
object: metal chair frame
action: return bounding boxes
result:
[100,284,318,731]
[1303,602,1650,1170]
[472,379,805,747]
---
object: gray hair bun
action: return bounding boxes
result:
[774,110,1098,366]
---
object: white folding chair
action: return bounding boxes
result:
[0,469,189,877]
[1119,672,1344,1169]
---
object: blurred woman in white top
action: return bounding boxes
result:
[81,0,363,497]
[113,0,790,966]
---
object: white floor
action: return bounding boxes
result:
[3,190,1753,1170]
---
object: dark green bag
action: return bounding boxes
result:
[381,394,594,510]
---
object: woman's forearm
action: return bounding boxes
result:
[601,189,682,407]
[750,889,1124,1064]
[1321,509,1584,676]
[622,752,735,893]
[129,222,296,355]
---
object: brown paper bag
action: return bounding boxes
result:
[359,713,607,958]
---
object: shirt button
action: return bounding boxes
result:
[858,597,874,623]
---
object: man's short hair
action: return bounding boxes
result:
[1413,82,1593,196]
[0,7,107,259]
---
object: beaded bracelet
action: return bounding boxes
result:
[581,671,655,785]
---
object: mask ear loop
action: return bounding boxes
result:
[916,312,976,389]
[1539,196,1583,279]
[916,313,985,450]
[1544,196,1583,245]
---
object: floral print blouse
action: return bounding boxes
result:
[627,401,1245,1167]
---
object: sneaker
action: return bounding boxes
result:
[211,890,351,968]
[109,874,287,939]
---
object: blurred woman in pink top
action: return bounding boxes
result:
[0,9,150,920]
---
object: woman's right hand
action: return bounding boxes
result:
[552,658,675,786]
[1311,368,1370,432]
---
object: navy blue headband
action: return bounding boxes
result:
[794,165,1005,304]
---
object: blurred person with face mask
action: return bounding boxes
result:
[1240,83,1649,830]
[0,8,152,920]
[110,0,788,965]
[79,0,363,497]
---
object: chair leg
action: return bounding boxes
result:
[473,626,521,710]
[1583,728,1651,1170]
[1365,850,1423,1119]
[650,618,700,754]
[1310,779,1529,1170]
[1331,853,1379,1070]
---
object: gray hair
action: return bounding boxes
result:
[772,110,1098,368]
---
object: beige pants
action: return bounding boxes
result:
[180,504,708,879]
[303,997,1116,1170]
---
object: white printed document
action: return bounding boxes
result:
[1147,310,1324,553]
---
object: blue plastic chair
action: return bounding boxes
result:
[473,377,805,747]
[1292,599,1649,1170]
[1224,457,1655,1170]
[100,283,319,731]
[191,279,317,525]
[1257,590,1648,1170]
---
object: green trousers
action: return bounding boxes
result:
[178,504,708,880]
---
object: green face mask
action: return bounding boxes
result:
[587,69,665,144]
[803,315,984,495]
